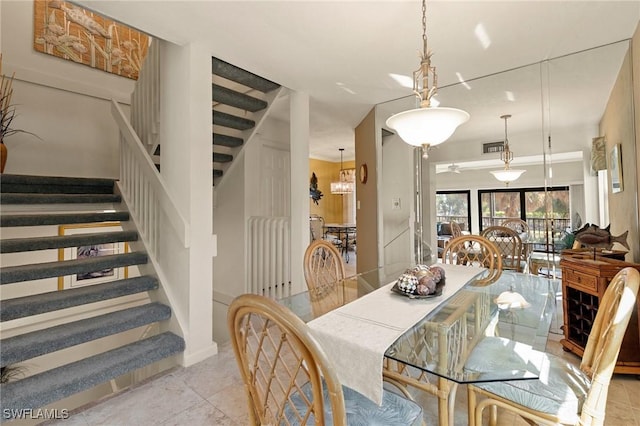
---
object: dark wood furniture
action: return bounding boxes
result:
[559,254,640,374]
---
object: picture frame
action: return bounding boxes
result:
[609,144,623,193]
[58,222,128,290]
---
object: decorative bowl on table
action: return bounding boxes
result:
[391,265,446,299]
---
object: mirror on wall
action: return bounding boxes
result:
[375,39,635,268]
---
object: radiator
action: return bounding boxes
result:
[247,216,291,299]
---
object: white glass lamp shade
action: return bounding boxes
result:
[386,107,470,147]
[490,168,526,184]
[330,180,354,194]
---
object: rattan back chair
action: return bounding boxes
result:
[467,267,640,426]
[228,294,424,425]
[441,235,503,285]
[480,226,524,272]
[501,218,529,236]
[303,239,346,317]
[450,221,463,238]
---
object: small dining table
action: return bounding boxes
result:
[279,262,559,426]
[323,223,356,262]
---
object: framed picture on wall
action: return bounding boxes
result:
[609,144,623,194]
[58,222,128,290]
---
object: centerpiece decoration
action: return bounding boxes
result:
[392,264,446,298]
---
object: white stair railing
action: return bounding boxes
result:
[111,100,189,251]
[131,40,160,157]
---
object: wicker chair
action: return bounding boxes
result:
[480,226,524,272]
[227,294,424,425]
[467,267,640,426]
[501,218,529,236]
[303,240,346,318]
[441,235,503,285]
[450,221,463,238]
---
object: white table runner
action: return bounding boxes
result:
[307,263,485,405]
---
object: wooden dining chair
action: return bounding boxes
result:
[441,235,503,285]
[227,294,424,425]
[467,267,640,426]
[303,240,346,317]
[480,226,524,272]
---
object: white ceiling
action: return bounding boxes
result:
[77,1,640,162]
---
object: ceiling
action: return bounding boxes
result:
[77,1,640,162]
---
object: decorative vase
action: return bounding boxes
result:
[0,141,6,173]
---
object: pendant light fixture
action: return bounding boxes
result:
[330,148,354,194]
[385,0,470,159]
[490,114,526,186]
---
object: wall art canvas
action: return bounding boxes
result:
[33,0,149,80]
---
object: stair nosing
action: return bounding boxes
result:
[0,212,130,227]
[0,230,139,253]
[0,252,148,285]
[0,276,159,321]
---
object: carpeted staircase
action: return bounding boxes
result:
[0,174,184,416]
[211,57,281,184]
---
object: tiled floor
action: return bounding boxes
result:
[50,255,640,425]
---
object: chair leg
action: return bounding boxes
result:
[467,385,477,426]
[490,404,498,426]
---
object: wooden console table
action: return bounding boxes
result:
[559,255,640,375]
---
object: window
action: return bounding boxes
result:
[436,191,471,232]
[479,186,570,253]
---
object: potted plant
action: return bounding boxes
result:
[0,53,15,172]
[0,54,40,173]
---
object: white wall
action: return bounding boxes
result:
[212,116,292,343]
[1,0,133,178]
[381,133,414,265]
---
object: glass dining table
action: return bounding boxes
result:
[279,262,560,426]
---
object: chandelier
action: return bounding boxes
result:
[385,0,469,159]
[330,148,354,194]
[490,114,526,185]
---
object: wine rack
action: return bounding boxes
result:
[560,254,640,375]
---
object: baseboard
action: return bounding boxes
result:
[180,341,219,367]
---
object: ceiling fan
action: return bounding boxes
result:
[437,163,462,174]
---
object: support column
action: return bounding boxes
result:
[290,91,310,294]
[159,40,216,365]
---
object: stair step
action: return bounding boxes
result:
[212,57,280,93]
[0,174,116,193]
[1,193,121,204]
[213,133,243,148]
[1,211,130,227]
[0,230,139,253]
[0,332,185,413]
[213,110,255,131]
[213,169,223,178]
[213,153,233,163]
[212,84,268,112]
[0,252,148,284]
[1,303,171,367]
[0,276,159,322]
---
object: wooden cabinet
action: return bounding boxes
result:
[559,255,640,375]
